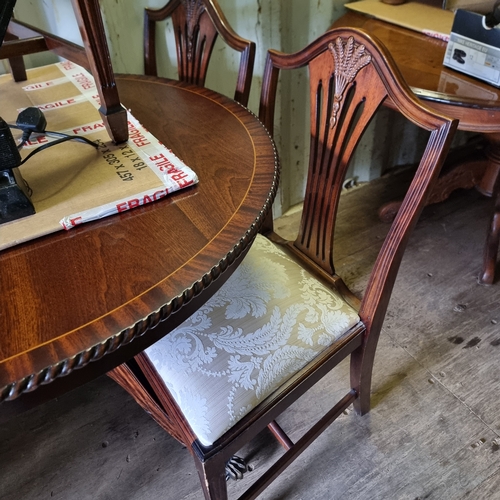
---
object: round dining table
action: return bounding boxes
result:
[0,75,279,412]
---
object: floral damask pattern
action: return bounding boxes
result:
[145,234,360,446]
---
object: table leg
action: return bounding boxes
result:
[71,0,128,144]
[479,162,500,285]
[426,136,487,205]
[477,133,500,197]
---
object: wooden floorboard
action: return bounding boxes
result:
[1,171,499,499]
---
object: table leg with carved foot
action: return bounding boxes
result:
[479,165,500,285]
[477,133,500,197]
[225,456,248,480]
[378,135,499,284]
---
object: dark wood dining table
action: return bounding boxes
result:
[333,11,500,283]
[332,11,500,137]
[0,75,279,414]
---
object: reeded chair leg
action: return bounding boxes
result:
[350,344,375,416]
[195,454,229,500]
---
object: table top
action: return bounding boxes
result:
[0,74,279,405]
[333,11,500,133]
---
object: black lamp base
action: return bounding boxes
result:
[0,167,35,224]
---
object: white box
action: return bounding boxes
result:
[443,9,500,87]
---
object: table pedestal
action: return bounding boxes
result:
[479,134,500,283]
[378,137,487,223]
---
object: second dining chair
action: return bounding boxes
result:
[144,0,255,106]
[108,27,457,500]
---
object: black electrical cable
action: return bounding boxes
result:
[17,129,31,149]
[18,135,99,165]
[9,123,99,148]
[8,124,99,165]
[7,107,100,163]
[44,130,99,146]
[485,1,500,28]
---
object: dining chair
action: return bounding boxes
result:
[108,27,457,499]
[144,0,255,106]
[2,0,127,143]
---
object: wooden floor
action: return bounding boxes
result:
[1,169,500,500]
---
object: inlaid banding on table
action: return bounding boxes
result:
[1,79,280,403]
[0,148,279,403]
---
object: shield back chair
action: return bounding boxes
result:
[2,0,128,143]
[144,0,255,107]
[108,27,457,500]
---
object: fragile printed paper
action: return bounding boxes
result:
[0,61,198,250]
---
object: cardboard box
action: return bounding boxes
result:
[344,1,454,41]
[443,9,500,87]
[0,61,198,250]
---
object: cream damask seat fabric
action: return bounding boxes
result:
[144,234,360,446]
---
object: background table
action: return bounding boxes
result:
[333,11,500,197]
[333,12,500,282]
[0,75,279,411]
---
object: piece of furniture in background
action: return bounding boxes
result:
[0,75,278,415]
[483,177,500,283]
[144,0,255,106]
[109,28,457,500]
[1,0,128,144]
[332,11,500,283]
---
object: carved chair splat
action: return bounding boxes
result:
[109,28,457,500]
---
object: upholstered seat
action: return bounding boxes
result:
[144,234,360,446]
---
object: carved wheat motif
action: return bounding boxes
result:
[181,0,205,61]
[328,37,371,128]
